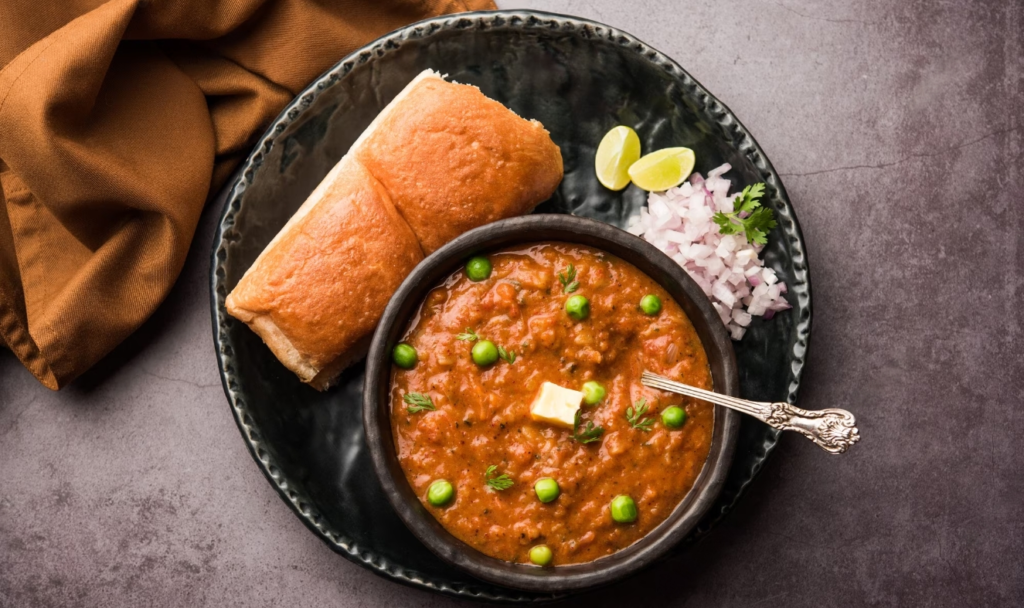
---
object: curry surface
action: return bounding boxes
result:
[390,243,714,565]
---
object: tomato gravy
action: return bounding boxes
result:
[390,243,714,565]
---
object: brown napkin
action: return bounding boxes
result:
[0,0,495,389]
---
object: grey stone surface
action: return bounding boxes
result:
[1,0,1021,605]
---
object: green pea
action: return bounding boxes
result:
[534,478,560,503]
[392,343,418,369]
[565,295,590,321]
[465,256,493,282]
[640,294,662,316]
[471,340,499,366]
[427,479,454,506]
[529,545,553,566]
[610,495,638,524]
[662,406,687,429]
[581,381,606,405]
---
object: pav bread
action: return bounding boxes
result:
[354,72,564,253]
[225,69,563,390]
[225,156,424,389]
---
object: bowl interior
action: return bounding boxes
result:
[363,215,740,593]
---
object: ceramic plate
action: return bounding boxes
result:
[210,10,811,603]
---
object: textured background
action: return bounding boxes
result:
[1,0,1021,606]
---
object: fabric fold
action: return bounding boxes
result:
[0,0,495,389]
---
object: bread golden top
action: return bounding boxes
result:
[226,156,423,377]
[355,76,563,253]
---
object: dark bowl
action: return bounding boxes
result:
[363,214,741,593]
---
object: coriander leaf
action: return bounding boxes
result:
[735,183,766,214]
[485,465,514,491]
[456,327,479,342]
[404,392,435,414]
[626,398,654,431]
[571,409,605,444]
[558,264,580,294]
[712,211,742,235]
[497,345,516,364]
[744,207,777,245]
[712,182,776,245]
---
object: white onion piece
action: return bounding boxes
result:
[628,164,791,340]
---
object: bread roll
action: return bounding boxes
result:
[225,157,424,389]
[226,70,563,389]
[354,73,564,253]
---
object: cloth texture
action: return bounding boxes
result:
[0,0,494,389]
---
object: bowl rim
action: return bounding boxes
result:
[363,214,741,593]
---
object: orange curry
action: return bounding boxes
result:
[390,243,714,565]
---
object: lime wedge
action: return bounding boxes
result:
[595,126,641,191]
[628,147,696,192]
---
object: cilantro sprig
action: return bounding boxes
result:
[497,345,517,364]
[485,465,514,491]
[712,183,777,245]
[571,409,605,444]
[404,392,435,414]
[558,264,580,294]
[626,398,655,432]
[456,327,479,342]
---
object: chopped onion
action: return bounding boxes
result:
[627,164,791,340]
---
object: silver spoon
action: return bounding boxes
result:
[641,371,860,454]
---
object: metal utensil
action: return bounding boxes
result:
[641,371,860,454]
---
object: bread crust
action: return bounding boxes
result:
[226,156,423,386]
[354,76,563,253]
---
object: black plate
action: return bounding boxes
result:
[210,9,811,603]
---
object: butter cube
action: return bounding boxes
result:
[529,382,584,429]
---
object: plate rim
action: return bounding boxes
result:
[209,8,811,603]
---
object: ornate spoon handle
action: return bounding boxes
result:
[641,371,860,454]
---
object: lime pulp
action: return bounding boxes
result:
[627,147,695,192]
[595,126,641,191]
